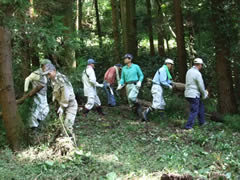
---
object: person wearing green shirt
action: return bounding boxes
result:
[117,54,144,116]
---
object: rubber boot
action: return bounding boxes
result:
[133,103,143,118]
[96,106,105,116]
[142,107,153,121]
[159,110,165,120]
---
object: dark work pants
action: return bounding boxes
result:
[185,98,205,129]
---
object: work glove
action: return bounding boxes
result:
[169,85,173,90]
[117,84,124,90]
[203,90,209,99]
[57,106,64,117]
[136,81,142,89]
[52,96,55,102]
[97,84,104,88]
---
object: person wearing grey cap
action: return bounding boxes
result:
[43,63,78,135]
[82,59,104,116]
[103,64,122,106]
[24,59,52,130]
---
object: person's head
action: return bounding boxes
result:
[40,59,52,71]
[43,63,56,79]
[193,58,205,70]
[115,64,123,70]
[123,54,133,65]
[88,59,97,68]
[164,58,174,70]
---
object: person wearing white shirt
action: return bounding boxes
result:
[24,59,51,129]
[184,58,208,130]
[82,59,104,116]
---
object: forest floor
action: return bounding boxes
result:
[0,105,239,180]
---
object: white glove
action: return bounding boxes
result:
[203,90,208,99]
[57,106,64,117]
[117,84,124,90]
[52,96,55,102]
[97,84,104,88]
[169,85,173,90]
[136,81,142,89]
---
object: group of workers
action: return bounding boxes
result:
[24,53,208,136]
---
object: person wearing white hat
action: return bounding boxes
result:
[43,63,78,135]
[24,59,52,129]
[82,59,104,116]
[142,58,174,121]
[184,58,208,130]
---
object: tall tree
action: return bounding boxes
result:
[78,0,83,31]
[155,0,166,57]
[173,0,187,83]
[110,0,121,63]
[61,0,76,68]
[210,0,237,114]
[146,0,155,56]
[0,27,26,151]
[120,0,137,57]
[94,0,102,47]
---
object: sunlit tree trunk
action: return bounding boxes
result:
[155,0,166,57]
[120,0,137,57]
[211,0,237,114]
[0,27,26,151]
[94,0,102,47]
[173,0,187,83]
[110,0,121,63]
[146,0,155,56]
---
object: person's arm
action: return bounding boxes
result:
[119,68,125,85]
[59,85,70,108]
[24,72,40,92]
[196,73,208,99]
[137,65,144,82]
[159,69,171,88]
[87,68,97,86]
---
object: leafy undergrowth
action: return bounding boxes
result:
[0,106,239,180]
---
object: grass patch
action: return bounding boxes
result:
[0,105,239,179]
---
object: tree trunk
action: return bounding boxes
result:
[120,0,137,57]
[110,0,121,63]
[155,0,166,57]
[173,0,187,83]
[78,0,83,31]
[211,0,237,114]
[146,0,155,56]
[0,27,26,151]
[233,59,240,99]
[94,0,102,47]
[62,0,76,68]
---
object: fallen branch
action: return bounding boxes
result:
[16,85,44,105]
[172,82,185,91]
[0,85,44,117]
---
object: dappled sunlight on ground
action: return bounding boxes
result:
[0,106,239,179]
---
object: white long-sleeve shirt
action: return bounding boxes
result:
[184,66,208,99]
[82,65,101,97]
[24,68,47,96]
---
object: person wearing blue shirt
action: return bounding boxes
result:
[117,54,144,116]
[142,59,174,121]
